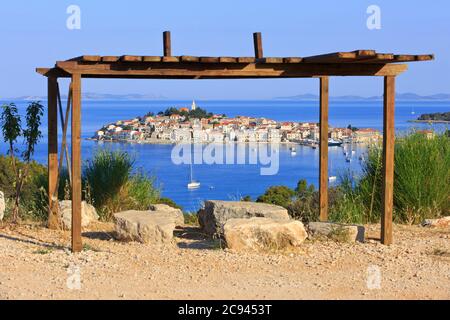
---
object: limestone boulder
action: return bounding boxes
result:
[307,221,365,243]
[198,200,290,237]
[421,216,450,228]
[0,191,5,221]
[59,200,99,230]
[223,217,308,252]
[114,210,175,244]
[149,203,184,226]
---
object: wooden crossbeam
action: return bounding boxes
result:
[54,60,408,78]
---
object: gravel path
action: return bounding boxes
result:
[0,222,449,300]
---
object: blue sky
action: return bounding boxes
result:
[0,0,448,99]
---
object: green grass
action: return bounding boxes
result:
[333,131,450,224]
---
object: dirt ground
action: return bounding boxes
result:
[0,222,449,300]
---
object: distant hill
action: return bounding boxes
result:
[274,93,450,101]
[8,92,168,101]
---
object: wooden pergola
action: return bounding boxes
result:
[37,32,433,252]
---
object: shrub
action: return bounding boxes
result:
[83,149,160,221]
[256,186,295,207]
[340,131,450,224]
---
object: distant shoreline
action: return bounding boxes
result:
[408,120,450,124]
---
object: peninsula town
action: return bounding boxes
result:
[93,101,381,145]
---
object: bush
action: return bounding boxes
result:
[83,149,160,221]
[256,186,295,207]
[339,131,450,224]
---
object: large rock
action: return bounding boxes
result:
[224,218,308,252]
[421,216,450,228]
[114,210,175,244]
[149,203,184,226]
[307,222,365,243]
[198,200,290,237]
[59,200,99,230]
[0,191,5,221]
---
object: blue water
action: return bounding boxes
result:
[1,99,448,212]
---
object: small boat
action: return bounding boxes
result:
[328,176,337,183]
[346,157,352,163]
[351,150,356,155]
[291,150,297,156]
[359,155,365,161]
[312,144,317,149]
[328,139,343,147]
[187,163,200,189]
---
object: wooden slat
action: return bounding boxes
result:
[303,52,357,63]
[162,56,180,62]
[381,76,395,245]
[415,54,434,61]
[71,73,83,253]
[200,57,220,63]
[102,56,120,62]
[163,31,171,57]
[237,57,255,63]
[253,32,263,59]
[120,55,142,62]
[219,57,237,63]
[47,77,59,230]
[357,53,395,64]
[319,76,329,222]
[69,55,101,62]
[180,56,200,62]
[257,57,284,63]
[284,57,303,63]
[143,56,162,62]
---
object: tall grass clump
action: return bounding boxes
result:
[343,131,450,224]
[83,149,160,220]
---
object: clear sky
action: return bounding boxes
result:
[0,0,448,99]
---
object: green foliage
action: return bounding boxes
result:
[256,185,295,207]
[162,106,214,120]
[335,131,450,224]
[0,102,44,222]
[183,213,199,226]
[241,195,252,202]
[83,149,161,221]
[1,103,21,155]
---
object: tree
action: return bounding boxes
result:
[0,102,44,222]
[256,186,295,207]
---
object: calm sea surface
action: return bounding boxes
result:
[1,99,448,211]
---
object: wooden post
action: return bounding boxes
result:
[319,76,329,221]
[71,73,82,253]
[381,76,395,245]
[163,31,171,57]
[253,32,263,59]
[47,77,59,229]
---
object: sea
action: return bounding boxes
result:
[0,99,448,212]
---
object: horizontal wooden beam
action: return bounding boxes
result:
[52,60,408,79]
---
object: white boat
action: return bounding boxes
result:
[291,151,297,156]
[328,176,337,183]
[187,163,200,189]
[346,157,352,163]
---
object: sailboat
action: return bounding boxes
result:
[187,163,200,189]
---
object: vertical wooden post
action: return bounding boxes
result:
[253,32,263,59]
[381,76,395,245]
[319,76,329,221]
[47,77,59,229]
[163,31,171,57]
[71,73,82,253]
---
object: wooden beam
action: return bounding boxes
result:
[55,60,408,79]
[381,76,395,245]
[163,31,171,57]
[253,32,263,59]
[71,73,83,253]
[47,77,59,230]
[57,83,72,185]
[319,76,329,222]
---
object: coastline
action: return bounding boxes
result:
[408,120,450,124]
